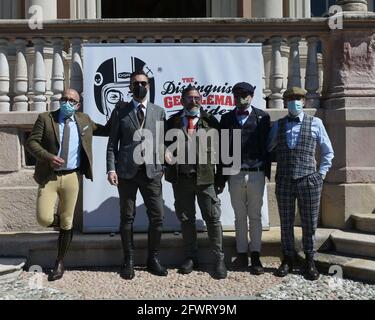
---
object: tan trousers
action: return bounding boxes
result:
[36,172,79,230]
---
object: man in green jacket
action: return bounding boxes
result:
[165,85,227,279]
[26,88,110,281]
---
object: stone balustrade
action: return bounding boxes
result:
[0,17,340,112]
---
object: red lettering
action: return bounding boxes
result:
[164,96,173,108]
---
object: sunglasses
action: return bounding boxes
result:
[132,81,149,87]
[60,97,79,105]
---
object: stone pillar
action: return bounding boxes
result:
[50,38,64,111]
[31,38,47,111]
[25,0,57,19]
[210,0,237,17]
[13,39,28,112]
[0,0,23,19]
[269,36,284,109]
[286,0,311,18]
[69,38,83,95]
[305,36,320,108]
[0,39,10,112]
[336,0,368,11]
[287,36,302,88]
[252,0,283,18]
[70,0,100,19]
[321,11,375,228]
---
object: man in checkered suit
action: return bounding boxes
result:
[268,87,334,281]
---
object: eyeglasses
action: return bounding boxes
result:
[60,97,79,105]
[184,96,201,102]
[132,81,149,87]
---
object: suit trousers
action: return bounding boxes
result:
[228,171,265,253]
[117,169,164,234]
[172,176,224,260]
[36,172,79,230]
[275,172,323,256]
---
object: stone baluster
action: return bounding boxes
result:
[215,37,230,43]
[252,36,267,109]
[13,39,29,112]
[69,38,83,95]
[305,36,320,108]
[31,38,47,111]
[108,37,121,43]
[161,37,175,43]
[269,36,284,109]
[125,37,137,43]
[287,36,302,89]
[50,38,65,111]
[142,37,155,43]
[181,37,194,43]
[336,0,368,11]
[235,36,250,43]
[0,39,10,112]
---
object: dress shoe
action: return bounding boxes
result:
[250,252,264,275]
[178,258,198,274]
[231,253,248,269]
[275,255,294,277]
[304,253,320,281]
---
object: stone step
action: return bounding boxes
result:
[309,251,375,284]
[351,214,375,234]
[0,227,334,269]
[331,230,375,259]
[0,257,26,284]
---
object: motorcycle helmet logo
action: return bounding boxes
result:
[94,57,155,120]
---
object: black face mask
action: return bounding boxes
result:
[133,85,148,99]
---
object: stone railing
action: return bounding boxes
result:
[0,17,335,114]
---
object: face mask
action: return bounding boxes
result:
[236,96,251,109]
[287,100,304,116]
[60,101,76,117]
[133,85,148,99]
[185,107,200,117]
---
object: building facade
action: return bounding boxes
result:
[0,0,374,232]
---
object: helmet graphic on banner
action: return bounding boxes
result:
[94,57,155,119]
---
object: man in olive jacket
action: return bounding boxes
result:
[165,85,227,279]
[26,88,110,281]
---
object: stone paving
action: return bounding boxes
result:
[1,257,374,300]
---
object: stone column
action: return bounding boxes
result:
[210,0,237,17]
[269,36,284,109]
[286,0,311,18]
[70,0,100,19]
[320,7,375,228]
[25,0,57,19]
[0,0,23,19]
[31,38,47,111]
[251,0,283,18]
[305,36,320,108]
[336,0,368,11]
[69,38,83,95]
[50,38,65,111]
[13,39,28,112]
[287,36,302,89]
[0,39,10,112]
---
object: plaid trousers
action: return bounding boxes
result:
[275,172,323,256]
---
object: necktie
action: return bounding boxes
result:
[236,109,249,116]
[60,117,71,169]
[187,116,196,136]
[137,104,145,126]
[288,116,300,123]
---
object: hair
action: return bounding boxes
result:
[130,70,149,82]
[181,85,200,99]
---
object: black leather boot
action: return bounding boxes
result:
[48,229,73,281]
[275,255,294,277]
[213,257,227,279]
[147,228,168,276]
[250,252,264,275]
[178,257,198,274]
[231,253,248,269]
[305,253,320,281]
[120,226,135,280]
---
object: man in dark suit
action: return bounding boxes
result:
[164,85,227,280]
[107,70,167,280]
[218,82,271,274]
[26,88,110,281]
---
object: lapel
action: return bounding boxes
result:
[242,107,257,129]
[127,101,140,130]
[143,101,154,129]
[49,110,60,146]
[74,112,85,137]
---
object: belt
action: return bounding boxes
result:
[54,168,80,176]
[240,166,264,172]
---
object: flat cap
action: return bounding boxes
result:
[283,87,307,99]
[232,82,256,95]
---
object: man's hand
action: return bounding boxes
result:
[50,156,65,169]
[165,149,173,165]
[107,171,118,186]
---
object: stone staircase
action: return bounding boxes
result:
[310,214,375,283]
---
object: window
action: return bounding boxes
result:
[311,0,336,17]
[102,0,207,18]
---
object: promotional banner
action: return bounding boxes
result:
[83,43,269,232]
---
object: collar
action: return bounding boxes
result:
[235,106,252,115]
[132,99,148,109]
[287,111,304,122]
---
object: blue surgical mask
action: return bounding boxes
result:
[287,100,303,116]
[60,101,76,117]
[185,107,200,117]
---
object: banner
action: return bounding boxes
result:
[82,43,269,232]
